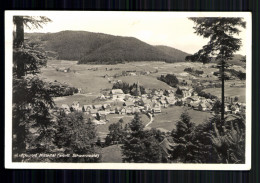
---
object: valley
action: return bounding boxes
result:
[41,59,246,146]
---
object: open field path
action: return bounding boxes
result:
[145,113,153,127]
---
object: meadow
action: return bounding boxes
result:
[203,86,245,103]
[149,106,213,131]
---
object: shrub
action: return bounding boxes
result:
[158,74,179,87]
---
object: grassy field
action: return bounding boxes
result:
[149,106,212,131]
[42,60,245,96]
[96,113,150,139]
[53,94,98,107]
[203,86,245,103]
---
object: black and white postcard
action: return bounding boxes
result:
[5,11,252,170]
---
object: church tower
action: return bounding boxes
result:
[136,80,141,96]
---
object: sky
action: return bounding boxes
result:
[24,12,248,55]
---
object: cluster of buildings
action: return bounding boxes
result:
[55,67,71,73]
[59,81,246,125]
[224,97,246,114]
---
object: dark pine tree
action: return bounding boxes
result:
[55,113,100,162]
[185,18,246,121]
[12,16,55,162]
[121,113,162,163]
[170,111,200,163]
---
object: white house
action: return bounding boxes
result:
[111,89,125,101]
[82,105,92,112]
[71,101,81,111]
[93,104,103,110]
[152,103,161,113]
[61,104,71,114]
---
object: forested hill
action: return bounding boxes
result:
[155,45,190,62]
[25,31,190,64]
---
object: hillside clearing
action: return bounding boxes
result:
[150,106,212,131]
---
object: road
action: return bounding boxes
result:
[145,113,153,127]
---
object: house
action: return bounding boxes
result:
[159,90,164,96]
[160,95,166,100]
[61,104,70,110]
[103,74,109,79]
[141,94,148,99]
[230,103,241,114]
[90,109,98,117]
[239,104,246,113]
[93,104,103,110]
[114,94,125,101]
[99,95,106,100]
[71,101,81,111]
[198,103,207,111]
[152,103,161,113]
[133,107,140,113]
[142,99,152,110]
[224,104,232,113]
[98,111,108,120]
[98,111,108,116]
[153,90,159,95]
[115,107,122,114]
[123,101,135,107]
[72,101,80,107]
[160,99,168,108]
[110,107,116,114]
[151,98,157,103]
[137,106,144,112]
[179,86,191,98]
[126,107,133,114]
[125,94,133,101]
[78,88,82,93]
[165,97,176,106]
[60,104,71,114]
[141,98,151,105]
[182,90,190,98]
[188,88,194,96]
[193,91,198,96]
[111,89,124,95]
[102,104,111,110]
[82,105,93,112]
[144,103,151,111]
[205,102,213,111]
[179,86,189,90]
[111,89,125,100]
[129,72,136,76]
[185,97,195,106]
[190,96,199,101]
[121,108,127,114]
[190,101,200,110]
[205,98,213,104]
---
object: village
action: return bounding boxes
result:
[59,79,246,126]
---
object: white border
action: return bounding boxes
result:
[5,11,252,170]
